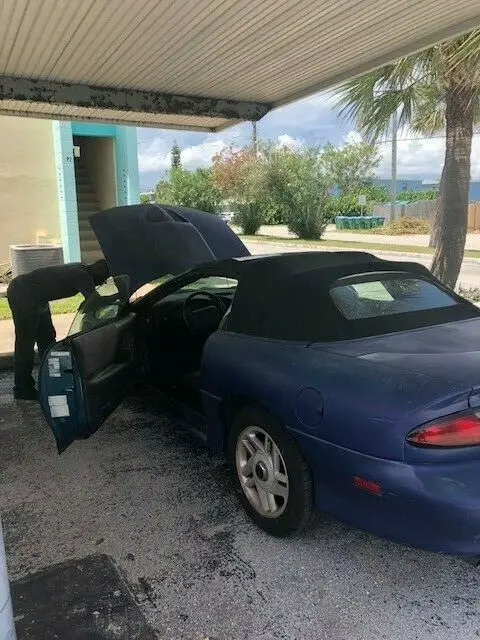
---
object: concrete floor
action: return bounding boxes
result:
[1,371,480,640]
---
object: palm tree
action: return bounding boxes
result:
[334,30,480,288]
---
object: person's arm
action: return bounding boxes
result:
[76,268,96,300]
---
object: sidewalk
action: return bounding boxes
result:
[0,314,74,356]
[256,224,480,251]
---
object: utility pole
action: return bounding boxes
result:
[391,110,398,221]
[251,121,257,154]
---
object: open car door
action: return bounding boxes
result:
[39,276,144,453]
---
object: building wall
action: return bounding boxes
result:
[0,116,59,264]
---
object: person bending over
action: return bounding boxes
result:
[7,260,109,400]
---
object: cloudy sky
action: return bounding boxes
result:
[136,91,480,190]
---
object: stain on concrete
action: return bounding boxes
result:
[11,554,157,639]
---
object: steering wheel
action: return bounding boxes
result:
[182,291,227,334]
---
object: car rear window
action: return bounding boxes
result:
[330,272,458,320]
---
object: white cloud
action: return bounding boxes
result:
[344,130,363,145]
[138,138,171,173]
[377,134,480,181]
[276,134,304,149]
[138,137,231,174]
[180,139,229,168]
[138,131,306,175]
[342,128,480,181]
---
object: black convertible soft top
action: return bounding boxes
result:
[219,251,479,342]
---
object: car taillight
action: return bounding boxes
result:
[407,411,480,447]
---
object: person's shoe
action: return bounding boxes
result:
[13,388,38,401]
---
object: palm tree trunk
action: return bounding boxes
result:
[428,174,444,248]
[430,84,473,288]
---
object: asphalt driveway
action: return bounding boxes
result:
[1,371,480,640]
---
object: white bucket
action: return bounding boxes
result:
[0,520,16,640]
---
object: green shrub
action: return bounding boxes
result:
[397,188,437,202]
[267,148,332,240]
[325,184,390,218]
[233,202,264,235]
[155,168,221,213]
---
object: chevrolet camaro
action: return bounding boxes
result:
[39,204,480,557]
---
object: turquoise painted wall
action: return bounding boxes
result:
[52,121,81,263]
[53,122,140,262]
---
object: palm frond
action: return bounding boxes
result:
[409,84,445,134]
[448,30,480,73]
[334,52,437,141]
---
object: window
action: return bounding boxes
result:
[330,273,457,320]
[68,277,128,336]
[129,275,237,302]
[181,276,237,292]
[129,275,174,302]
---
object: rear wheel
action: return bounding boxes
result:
[229,405,314,536]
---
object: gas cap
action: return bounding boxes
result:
[295,387,324,429]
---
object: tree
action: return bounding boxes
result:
[320,139,381,193]
[212,146,284,228]
[334,30,480,288]
[212,147,255,198]
[155,167,221,213]
[266,147,332,240]
[171,141,182,169]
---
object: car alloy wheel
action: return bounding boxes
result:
[229,405,314,536]
[235,426,289,518]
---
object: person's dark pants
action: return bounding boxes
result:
[7,280,56,394]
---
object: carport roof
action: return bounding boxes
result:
[1,0,479,132]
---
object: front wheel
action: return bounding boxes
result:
[229,405,315,536]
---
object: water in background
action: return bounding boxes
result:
[375,179,480,202]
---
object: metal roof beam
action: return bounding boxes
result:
[0,75,271,122]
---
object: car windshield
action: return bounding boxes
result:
[330,272,458,320]
[130,275,237,302]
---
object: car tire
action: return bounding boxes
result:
[229,404,315,537]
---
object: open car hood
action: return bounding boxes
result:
[89,204,249,293]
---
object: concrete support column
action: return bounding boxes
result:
[52,121,80,263]
[114,126,140,206]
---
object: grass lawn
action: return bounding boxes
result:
[0,294,82,321]
[241,234,480,260]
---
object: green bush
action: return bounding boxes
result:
[233,202,264,235]
[155,168,221,213]
[325,184,389,218]
[266,148,332,240]
[397,188,437,202]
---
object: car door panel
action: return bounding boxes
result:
[39,312,142,453]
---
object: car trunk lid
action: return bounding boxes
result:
[313,317,480,403]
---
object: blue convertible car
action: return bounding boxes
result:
[39,204,480,557]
